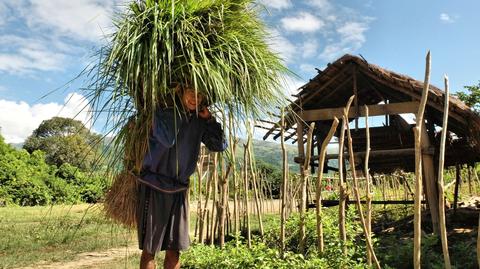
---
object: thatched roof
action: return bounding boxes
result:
[262,54,480,173]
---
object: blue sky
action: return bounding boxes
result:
[0,0,479,143]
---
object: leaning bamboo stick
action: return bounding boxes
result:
[247,128,264,236]
[414,50,431,269]
[346,113,381,269]
[437,75,451,269]
[199,155,213,244]
[315,117,339,254]
[477,213,480,268]
[210,153,218,245]
[365,105,373,266]
[299,122,315,253]
[338,95,355,252]
[243,141,252,248]
[229,115,240,238]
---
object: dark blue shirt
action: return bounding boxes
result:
[138,108,227,192]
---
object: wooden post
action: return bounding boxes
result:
[346,110,381,269]
[454,164,461,211]
[243,141,251,248]
[315,117,339,253]
[339,95,355,253]
[477,213,480,268]
[247,127,264,236]
[299,122,315,253]
[469,166,473,196]
[209,153,218,245]
[199,155,213,244]
[365,105,374,267]
[229,115,240,238]
[437,75,451,269]
[280,108,288,256]
[413,50,431,269]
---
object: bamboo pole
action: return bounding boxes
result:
[209,153,218,245]
[477,213,480,268]
[346,110,381,269]
[194,149,205,241]
[243,141,252,248]
[437,75,451,269]
[315,117,339,253]
[338,95,355,252]
[414,50,431,269]
[365,105,373,267]
[219,160,232,248]
[229,115,240,238]
[247,128,264,236]
[299,122,315,253]
[199,154,212,244]
[454,164,461,211]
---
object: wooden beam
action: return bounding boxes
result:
[301,101,419,121]
[293,147,434,164]
[357,66,468,126]
[264,63,353,141]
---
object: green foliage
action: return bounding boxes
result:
[182,240,330,269]
[23,117,101,170]
[263,208,368,268]
[0,133,107,206]
[455,81,480,114]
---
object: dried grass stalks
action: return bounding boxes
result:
[103,171,138,228]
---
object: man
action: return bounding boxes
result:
[136,86,227,269]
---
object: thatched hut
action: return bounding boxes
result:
[262,54,480,233]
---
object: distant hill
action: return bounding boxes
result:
[233,138,299,172]
[9,143,23,149]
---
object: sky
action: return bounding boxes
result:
[0,0,479,143]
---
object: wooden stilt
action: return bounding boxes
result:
[346,107,381,269]
[339,95,355,253]
[365,105,373,267]
[437,75,451,269]
[414,51,431,269]
[315,117,339,254]
[454,164,461,211]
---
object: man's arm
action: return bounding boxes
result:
[151,108,182,148]
[201,117,227,152]
[199,107,227,152]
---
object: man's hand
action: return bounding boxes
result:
[198,107,212,119]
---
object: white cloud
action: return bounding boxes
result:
[0,2,10,26]
[25,0,118,43]
[0,36,67,74]
[299,63,316,74]
[258,0,291,10]
[440,13,455,23]
[281,12,324,33]
[268,29,297,64]
[283,76,306,101]
[319,20,370,61]
[306,0,333,12]
[301,39,319,58]
[337,21,368,47]
[0,93,92,143]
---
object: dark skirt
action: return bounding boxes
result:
[136,184,190,254]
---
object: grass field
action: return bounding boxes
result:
[0,204,137,269]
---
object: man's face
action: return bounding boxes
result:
[182,88,204,111]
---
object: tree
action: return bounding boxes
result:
[456,81,480,114]
[23,117,101,170]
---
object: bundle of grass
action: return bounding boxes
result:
[103,171,138,228]
[83,0,291,226]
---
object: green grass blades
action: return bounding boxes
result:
[82,0,292,174]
